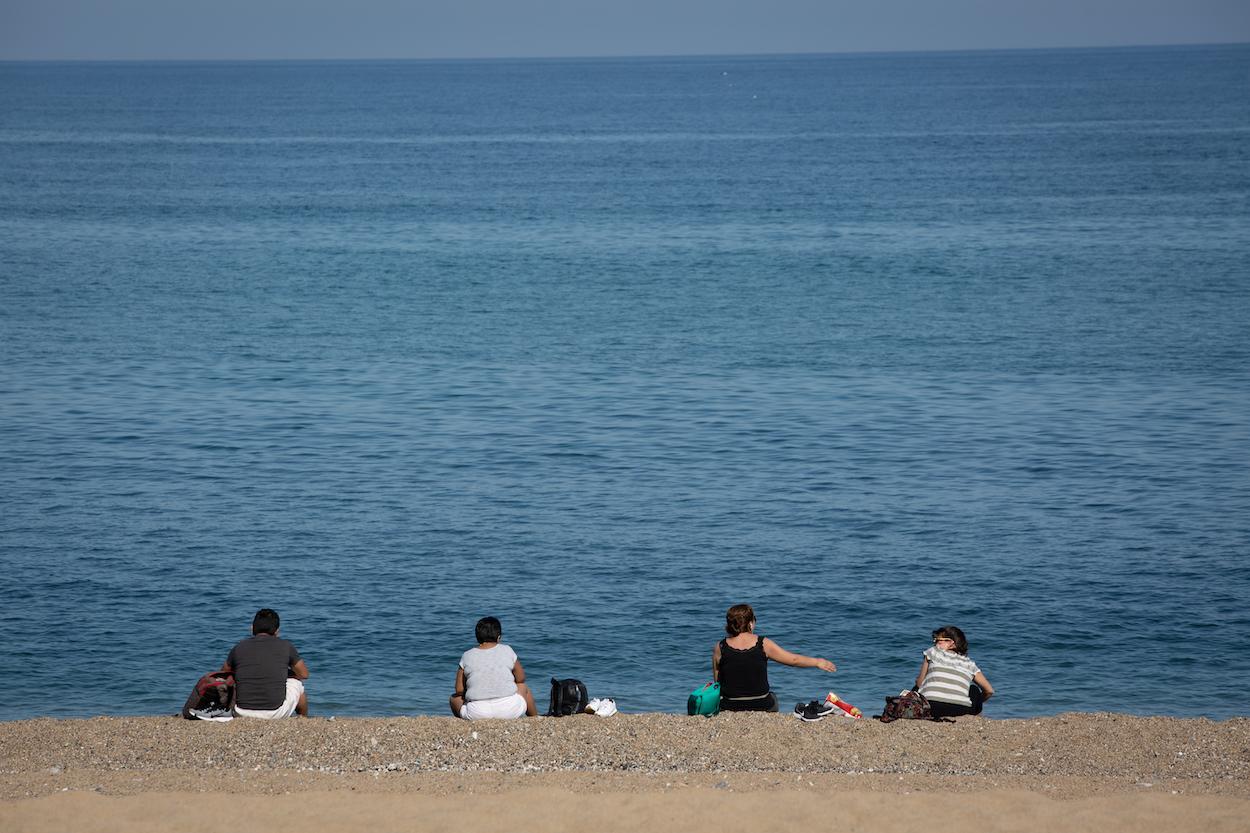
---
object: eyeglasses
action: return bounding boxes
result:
[933,637,955,644]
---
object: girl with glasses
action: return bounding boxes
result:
[915,626,995,718]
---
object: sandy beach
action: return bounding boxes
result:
[2,712,1247,831]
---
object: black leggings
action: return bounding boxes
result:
[928,683,985,718]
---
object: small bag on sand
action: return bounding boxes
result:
[687,682,721,717]
[876,690,931,722]
[547,678,590,716]
[180,671,235,720]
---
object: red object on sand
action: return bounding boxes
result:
[825,691,863,718]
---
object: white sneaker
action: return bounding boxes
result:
[587,698,618,717]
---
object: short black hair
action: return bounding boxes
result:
[252,608,280,635]
[475,616,502,644]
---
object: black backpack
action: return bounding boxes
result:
[546,677,589,716]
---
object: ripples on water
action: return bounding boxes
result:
[1,46,1248,719]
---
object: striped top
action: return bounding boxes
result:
[918,646,981,707]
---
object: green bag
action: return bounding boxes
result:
[687,682,721,716]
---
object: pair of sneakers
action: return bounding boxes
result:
[792,699,837,722]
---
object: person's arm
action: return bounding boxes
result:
[914,657,930,689]
[973,671,993,700]
[762,638,835,672]
[512,659,527,685]
[711,642,722,682]
[287,643,310,681]
[453,666,466,697]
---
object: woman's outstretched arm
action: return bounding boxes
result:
[762,638,835,672]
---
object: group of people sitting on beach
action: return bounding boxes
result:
[218,604,993,721]
[712,603,993,720]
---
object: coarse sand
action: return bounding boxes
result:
[2,712,1247,832]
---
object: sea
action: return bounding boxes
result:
[1,45,1248,721]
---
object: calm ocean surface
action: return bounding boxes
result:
[1,46,1248,720]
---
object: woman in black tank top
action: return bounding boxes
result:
[713,603,838,712]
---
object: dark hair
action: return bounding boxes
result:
[252,608,280,635]
[932,625,968,655]
[725,604,756,636]
[475,616,502,644]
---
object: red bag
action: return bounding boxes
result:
[180,671,235,719]
[876,690,931,722]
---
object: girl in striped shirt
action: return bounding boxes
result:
[915,625,995,719]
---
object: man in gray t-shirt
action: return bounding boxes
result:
[449,616,538,720]
[460,643,520,701]
[220,608,310,717]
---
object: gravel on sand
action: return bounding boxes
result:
[2,712,1247,800]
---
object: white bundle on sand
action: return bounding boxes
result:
[585,698,617,717]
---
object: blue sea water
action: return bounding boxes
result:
[1,45,1248,720]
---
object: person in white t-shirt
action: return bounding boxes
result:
[449,616,539,720]
[915,625,995,719]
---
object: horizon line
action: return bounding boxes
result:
[2,39,1247,65]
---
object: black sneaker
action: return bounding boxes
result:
[796,700,834,722]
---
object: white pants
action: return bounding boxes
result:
[458,692,527,720]
[234,678,304,719]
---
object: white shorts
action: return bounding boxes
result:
[234,678,304,719]
[458,692,527,720]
